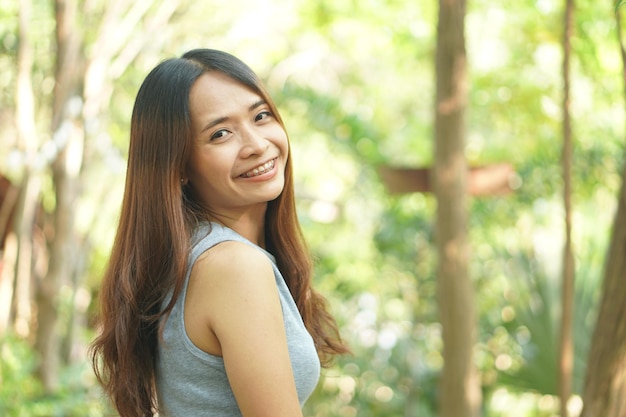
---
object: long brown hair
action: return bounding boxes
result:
[90,49,348,417]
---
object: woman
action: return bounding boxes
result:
[90,49,348,417]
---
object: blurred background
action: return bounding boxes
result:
[0,0,624,416]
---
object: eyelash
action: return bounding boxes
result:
[209,111,273,141]
[210,130,229,140]
[255,110,272,122]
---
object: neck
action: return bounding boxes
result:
[209,204,267,247]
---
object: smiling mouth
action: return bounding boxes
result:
[240,158,277,178]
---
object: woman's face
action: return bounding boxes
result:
[186,71,289,219]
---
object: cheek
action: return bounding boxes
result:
[188,153,218,187]
[187,157,205,184]
[277,132,289,156]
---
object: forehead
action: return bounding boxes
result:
[189,72,261,115]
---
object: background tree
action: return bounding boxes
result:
[35,0,84,391]
[559,0,575,415]
[579,3,626,415]
[433,0,481,416]
[12,0,40,342]
[4,0,182,394]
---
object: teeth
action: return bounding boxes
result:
[243,159,275,178]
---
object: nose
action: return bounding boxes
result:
[239,125,269,157]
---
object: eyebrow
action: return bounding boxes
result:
[200,99,267,133]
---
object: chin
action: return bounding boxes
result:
[268,186,285,202]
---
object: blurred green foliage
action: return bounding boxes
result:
[0,0,624,415]
[0,334,107,416]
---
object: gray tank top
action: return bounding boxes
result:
[155,222,321,416]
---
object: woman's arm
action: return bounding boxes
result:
[185,240,304,417]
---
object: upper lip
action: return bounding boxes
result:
[238,157,277,177]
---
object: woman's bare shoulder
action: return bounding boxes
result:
[193,240,273,283]
[184,240,278,356]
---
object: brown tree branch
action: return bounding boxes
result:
[559,0,575,415]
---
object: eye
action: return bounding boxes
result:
[210,129,229,141]
[255,111,272,122]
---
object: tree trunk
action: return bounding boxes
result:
[13,0,40,339]
[559,0,575,415]
[35,0,83,391]
[0,234,17,333]
[579,153,626,417]
[433,0,481,416]
[579,5,626,416]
